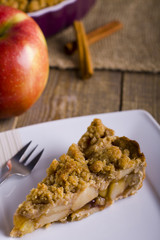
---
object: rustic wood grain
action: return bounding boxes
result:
[0,117,18,132]
[0,69,121,131]
[122,72,160,123]
[1,70,159,132]
[15,69,121,128]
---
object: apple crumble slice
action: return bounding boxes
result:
[10,119,146,237]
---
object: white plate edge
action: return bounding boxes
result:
[5,109,160,135]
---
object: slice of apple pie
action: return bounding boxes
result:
[10,119,146,237]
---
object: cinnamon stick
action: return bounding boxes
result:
[73,21,93,79]
[65,21,123,55]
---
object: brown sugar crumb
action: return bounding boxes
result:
[26,183,52,204]
[47,159,59,175]
[90,160,104,172]
[78,118,115,152]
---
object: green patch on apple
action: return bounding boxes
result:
[0,13,28,38]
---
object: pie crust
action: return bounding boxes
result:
[10,119,146,237]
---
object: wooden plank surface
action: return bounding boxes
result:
[0,118,17,132]
[0,70,159,132]
[15,69,121,128]
[122,72,160,123]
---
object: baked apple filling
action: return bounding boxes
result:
[10,119,146,237]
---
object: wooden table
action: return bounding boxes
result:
[0,69,159,131]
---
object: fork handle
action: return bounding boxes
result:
[0,165,10,185]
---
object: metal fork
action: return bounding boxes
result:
[0,141,44,185]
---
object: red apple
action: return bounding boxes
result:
[0,5,49,119]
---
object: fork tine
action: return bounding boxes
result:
[21,145,38,164]
[26,149,44,171]
[12,141,32,161]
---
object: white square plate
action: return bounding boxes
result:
[0,110,160,240]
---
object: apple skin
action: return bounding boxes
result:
[0,5,49,119]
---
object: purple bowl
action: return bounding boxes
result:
[28,0,96,38]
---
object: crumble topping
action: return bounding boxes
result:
[14,118,146,231]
